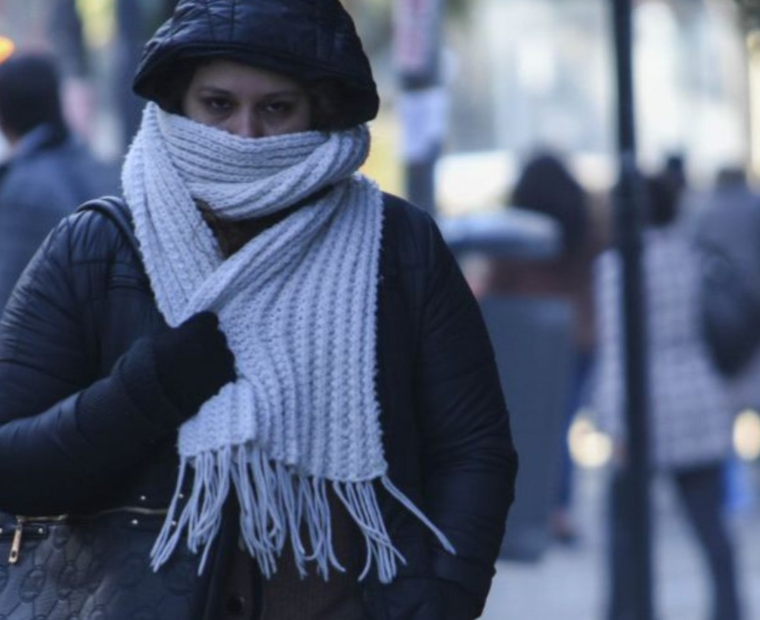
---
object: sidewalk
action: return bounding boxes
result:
[480,464,760,620]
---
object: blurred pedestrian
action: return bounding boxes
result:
[592,165,743,620]
[0,1,517,619]
[0,51,118,310]
[694,166,760,392]
[694,165,760,517]
[483,150,604,544]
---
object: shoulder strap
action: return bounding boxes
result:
[76,196,140,258]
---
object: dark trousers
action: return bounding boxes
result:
[607,462,742,620]
[555,350,595,511]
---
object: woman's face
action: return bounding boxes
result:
[182,60,312,138]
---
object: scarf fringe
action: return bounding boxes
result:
[150,444,455,583]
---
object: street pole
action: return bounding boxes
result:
[114,0,176,152]
[393,0,445,214]
[114,0,147,151]
[610,1,655,619]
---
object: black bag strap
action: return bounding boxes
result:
[76,196,140,258]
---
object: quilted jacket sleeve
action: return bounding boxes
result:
[413,207,518,616]
[0,213,183,516]
[0,192,68,312]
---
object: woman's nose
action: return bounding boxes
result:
[229,112,263,139]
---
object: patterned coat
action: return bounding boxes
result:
[592,226,734,470]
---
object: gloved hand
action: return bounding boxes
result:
[152,311,236,420]
[76,311,237,455]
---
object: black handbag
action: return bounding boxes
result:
[0,507,208,620]
[0,197,212,619]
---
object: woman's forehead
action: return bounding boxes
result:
[189,59,304,92]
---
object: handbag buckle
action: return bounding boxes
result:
[8,516,25,565]
[5,516,52,565]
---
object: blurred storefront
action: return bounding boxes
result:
[0,0,753,204]
[436,0,751,215]
[736,0,760,179]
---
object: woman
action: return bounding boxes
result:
[0,1,517,619]
[483,151,603,544]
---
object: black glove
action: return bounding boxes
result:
[152,311,236,419]
[76,311,237,452]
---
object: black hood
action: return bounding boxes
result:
[132,0,379,126]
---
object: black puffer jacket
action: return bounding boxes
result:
[0,194,516,619]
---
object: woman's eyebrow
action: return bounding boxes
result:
[195,85,303,98]
[195,86,232,95]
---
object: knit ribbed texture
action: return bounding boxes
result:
[121,103,453,583]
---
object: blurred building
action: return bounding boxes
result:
[0,0,753,207]
[436,0,749,214]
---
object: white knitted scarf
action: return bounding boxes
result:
[121,103,453,582]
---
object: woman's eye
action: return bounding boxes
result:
[203,97,232,113]
[262,101,293,115]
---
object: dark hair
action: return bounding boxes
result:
[511,152,588,255]
[645,173,680,227]
[158,58,349,132]
[0,53,66,138]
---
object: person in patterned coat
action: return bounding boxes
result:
[592,167,743,620]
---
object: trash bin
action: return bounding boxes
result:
[480,295,573,561]
[440,209,573,562]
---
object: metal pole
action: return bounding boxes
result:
[610,0,655,619]
[115,0,146,151]
[394,0,444,214]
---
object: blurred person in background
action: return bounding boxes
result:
[0,51,118,310]
[483,150,604,544]
[694,165,760,516]
[694,165,760,392]
[592,164,743,620]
